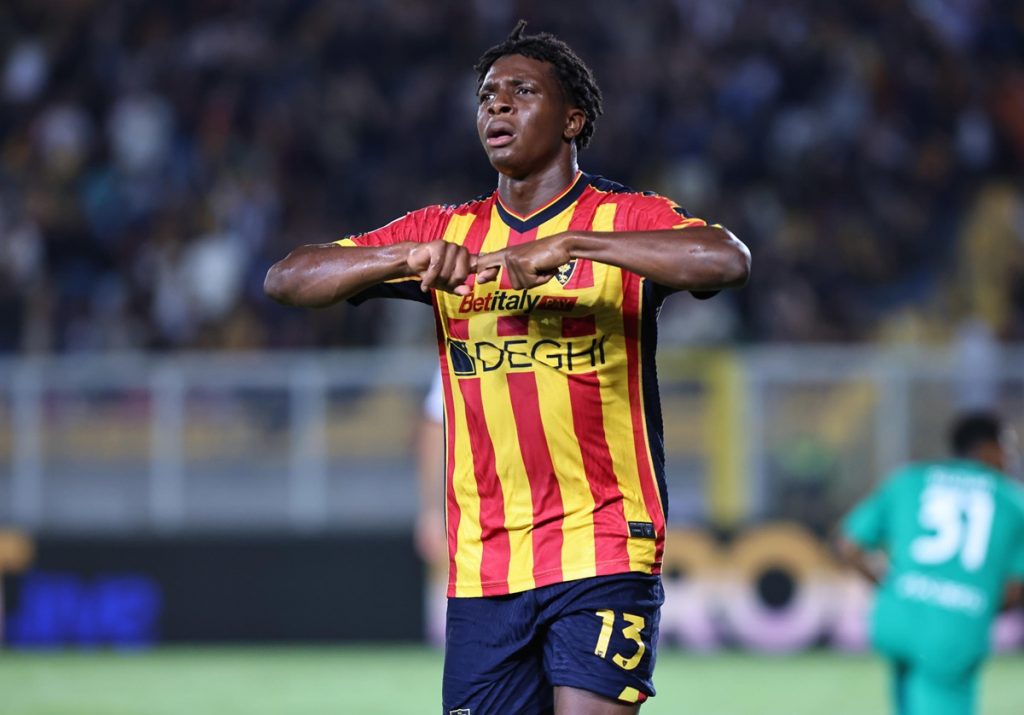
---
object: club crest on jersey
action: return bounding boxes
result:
[555,259,576,286]
[449,710,471,715]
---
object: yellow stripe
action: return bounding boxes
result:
[433,213,485,597]
[535,363,597,581]
[535,199,577,237]
[481,207,512,251]
[442,212,477,246]
[479,371,535,591]
[534,196,598,579]
[442,345,484,597]
[617,687,642,703]
[590,204,656,572]
[593,203,617,232]
[443,210,512,595]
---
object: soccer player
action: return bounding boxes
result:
[838,412,1024,715]
[265,22,750,715]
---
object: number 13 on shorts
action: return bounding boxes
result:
[594,609,647,670]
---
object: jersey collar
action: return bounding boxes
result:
[494,172,591,233]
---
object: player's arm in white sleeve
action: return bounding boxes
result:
[415,372,446,566]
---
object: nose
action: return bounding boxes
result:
[488,89,513,115]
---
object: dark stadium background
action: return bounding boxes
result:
[0,1,1022,713]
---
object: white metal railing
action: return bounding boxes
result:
[0,346,1021,533]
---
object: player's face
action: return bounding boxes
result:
[476,54,582,179]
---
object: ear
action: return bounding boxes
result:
[563,108,586,142]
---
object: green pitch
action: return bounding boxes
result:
[1,647,1022,714]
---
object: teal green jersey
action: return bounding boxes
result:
[843,460,1024,673]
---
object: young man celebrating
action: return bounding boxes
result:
[266,22,750,715]
[839,413,1024,715]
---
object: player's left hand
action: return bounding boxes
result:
[476,233,574,289]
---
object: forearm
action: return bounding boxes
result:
[565,226,750,292]
[1001,582,1023,612]
[264,242,415,308]
[837,538,882,586]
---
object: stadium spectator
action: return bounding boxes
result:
[0,0,1022,352]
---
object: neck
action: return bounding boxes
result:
[964,445,1004,473]
[496,155,579,217]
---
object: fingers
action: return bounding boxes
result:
[407,241,556,294]
[447,246,472,291]
[503,253,555,290]
[476,266,500,284]
[413,241,475,294]
[418,246,444,292]
[475,250,505,284]
[505,255,533,290]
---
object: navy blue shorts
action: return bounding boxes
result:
[442,573,664,715]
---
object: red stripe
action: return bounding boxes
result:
[457,378,511,594]
[461,203,493,252]
[506,371,564,583]
[497,315,530,336]
[499,227,538,289]
[447,318,469,340]
[561,314,596,338]
[567,370,631,574]
[563,190,602,289]
[459,203,493,289]
[562,259,593,290]
[437,203,495,596]
[620,272,665,568]
[434,313,462,596]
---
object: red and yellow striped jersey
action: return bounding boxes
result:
[336,172,708,597]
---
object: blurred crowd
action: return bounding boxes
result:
[0,0,1022,353]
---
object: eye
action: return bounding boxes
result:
[516,86,534,95]
[477,91,493,104]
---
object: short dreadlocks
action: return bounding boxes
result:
[475,20,604,151]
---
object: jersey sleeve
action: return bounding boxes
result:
[616,192,710,232]
[334,205,450,248]
[615,193,723,301]
[334,205,451,304]
[842,476,896,550]
[1010,486,1024,579]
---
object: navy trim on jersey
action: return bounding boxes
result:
[641,278,668,520]
[348,278,431,305]
[494,174,593,233]
[587,174,640,195]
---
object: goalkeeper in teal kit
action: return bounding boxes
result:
[839,412,1024,715]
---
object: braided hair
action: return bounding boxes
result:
[475,20,604,150]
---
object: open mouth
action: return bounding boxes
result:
[486,124,516,147]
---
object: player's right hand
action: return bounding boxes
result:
[407,240,475,295]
